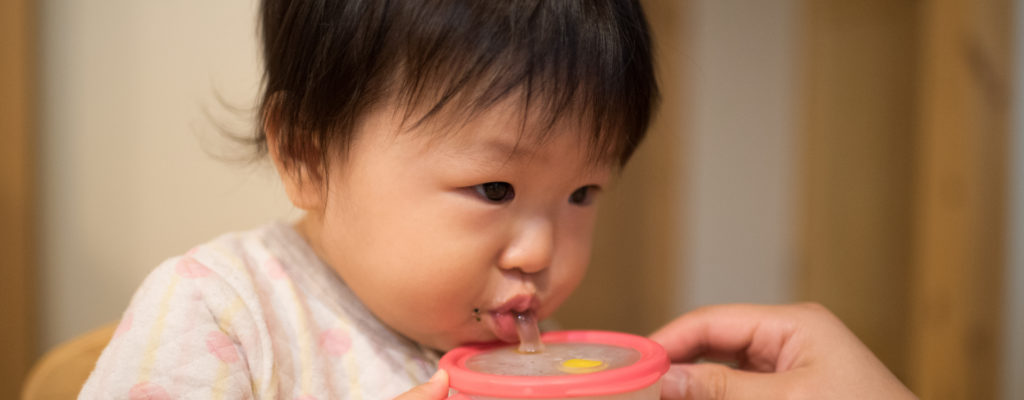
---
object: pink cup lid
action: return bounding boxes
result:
[440,330,669,398]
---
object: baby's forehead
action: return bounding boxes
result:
[392,95,616,165]
[407,105,615,170]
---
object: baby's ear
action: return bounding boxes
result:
[265,119,325,212]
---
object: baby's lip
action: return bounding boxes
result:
[485,294,540,343]
[491,294,538,314]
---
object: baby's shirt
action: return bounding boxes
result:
[80,222,439,399]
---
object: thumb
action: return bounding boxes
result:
[661,364,783,400]
[394,369,449,400]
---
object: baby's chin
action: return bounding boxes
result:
[413,326,498,353]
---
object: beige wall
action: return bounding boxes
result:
[38,0,295,351]
[677,0,799,312]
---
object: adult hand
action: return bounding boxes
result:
[394,369,449,400]
[650,303,917,400]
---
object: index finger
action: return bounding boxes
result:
[648,303,797,371]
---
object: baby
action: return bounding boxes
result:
[81,0,656,398]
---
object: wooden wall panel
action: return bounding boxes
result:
[797,0,920,381]
[0,0,37,397]
[800,0,1012,398]
[909,0,1012,398]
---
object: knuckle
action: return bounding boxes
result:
[692,304,723,315]
[787,385,823,400]
[793,302,830,316]
[703,365,730,399]
[777,379,808,400]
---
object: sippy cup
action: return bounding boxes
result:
[439,330,670,399]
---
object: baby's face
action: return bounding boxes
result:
[293,102,611,351]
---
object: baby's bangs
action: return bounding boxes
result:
[390,0,657,167]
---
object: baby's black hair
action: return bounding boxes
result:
[257,0,657,180]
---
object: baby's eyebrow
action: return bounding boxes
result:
[450,138,613,182]
[443,136,530,162]
[482,139,535,160]
[441,138,540,174]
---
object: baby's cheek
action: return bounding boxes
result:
[546,258,588,303]
[394,273,470,315]
[389,287,475,349]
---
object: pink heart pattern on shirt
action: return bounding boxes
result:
[175,257,211,278]
[129,381,170,400]
[205,331,240,363]
[319,329,352,357]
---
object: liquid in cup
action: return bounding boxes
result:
[440,330,669,399]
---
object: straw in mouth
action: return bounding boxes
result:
[514,311,545,353]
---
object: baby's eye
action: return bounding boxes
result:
[474,182,515,203]
[569,185,599,205]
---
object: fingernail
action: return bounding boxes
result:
[661,368,688,399]
[674,371,688,395]
[430,369,447,383]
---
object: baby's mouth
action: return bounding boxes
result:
[484,294,539,343]
[486,311,522,343]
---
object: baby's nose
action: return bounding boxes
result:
[498,219,554,275]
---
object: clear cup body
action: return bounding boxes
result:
[449,379,662,400]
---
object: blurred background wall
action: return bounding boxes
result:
[35,0,296,356]
[2,0,1022,399]
[1007,0,1024,396]
[676,0,799,311]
